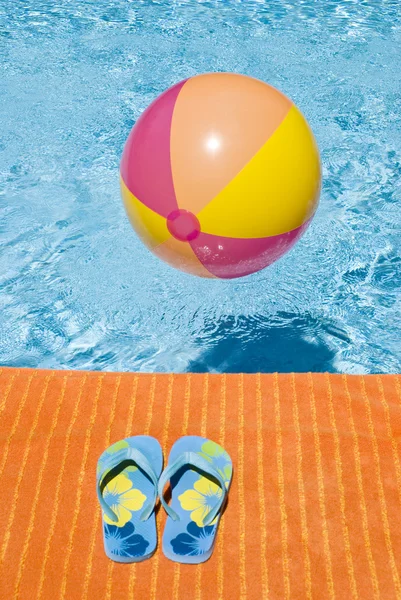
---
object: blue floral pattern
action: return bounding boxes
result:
[170,522,216,556]
[104,521,149,558]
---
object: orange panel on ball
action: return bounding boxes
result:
[153,236,216,278]
[170,72,292,215]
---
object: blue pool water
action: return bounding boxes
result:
[1,1,400,374]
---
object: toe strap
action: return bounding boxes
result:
[97,447,159,523]
[158,451,227,527]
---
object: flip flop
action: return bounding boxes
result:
[96,435,162,562]
[158,436,233,564]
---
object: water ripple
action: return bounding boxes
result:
[1,0,400,373]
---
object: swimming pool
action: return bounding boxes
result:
[1,0,400,373]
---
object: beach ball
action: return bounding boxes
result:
[120,72,321,279]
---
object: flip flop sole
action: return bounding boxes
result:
[162,435,233,564]
[97,435,163,563]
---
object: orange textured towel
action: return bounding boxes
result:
[0,368,400,599]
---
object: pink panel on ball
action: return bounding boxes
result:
[190,219,312,279]
[120,79,188,218]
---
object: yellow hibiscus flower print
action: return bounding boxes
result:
[103,473,146,527]
[178,476,223,527]
[198,441,232,487]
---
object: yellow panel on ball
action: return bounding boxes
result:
[120,177,171,250]
[197,105,321,239]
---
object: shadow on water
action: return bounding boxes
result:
[188,312,341,373]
